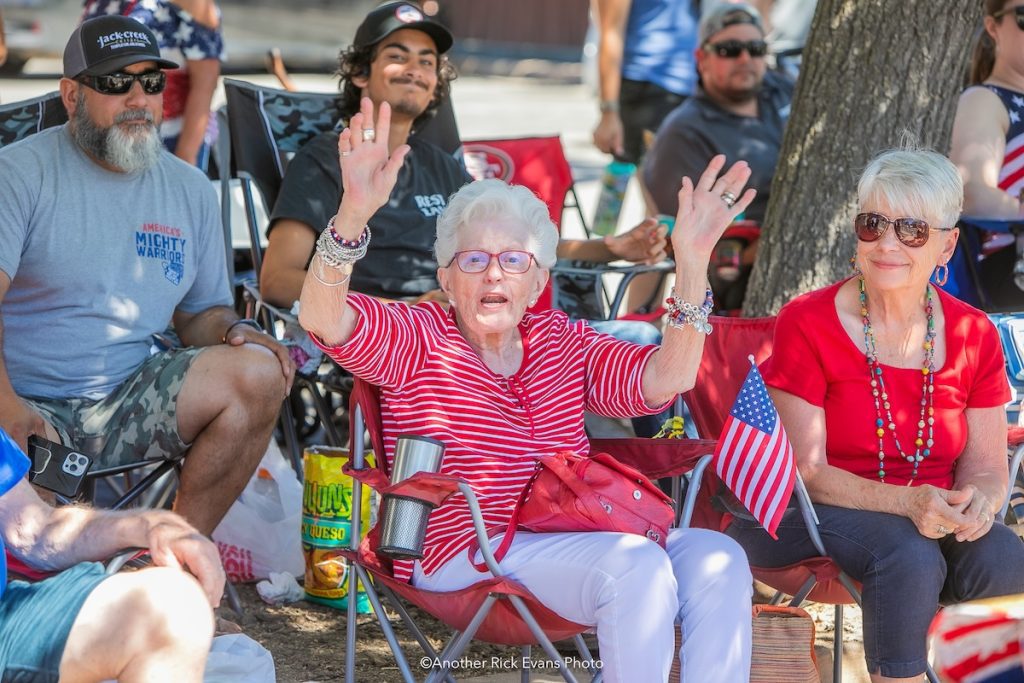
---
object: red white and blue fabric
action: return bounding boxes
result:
[713,363,796,539]
[984,84,1024,200]
[930,600,1024,682]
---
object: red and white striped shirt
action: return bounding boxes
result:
[314,294,663,580]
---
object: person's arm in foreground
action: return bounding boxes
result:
[0,477,224,605]
[639,155,754,405]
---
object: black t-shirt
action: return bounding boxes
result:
[270,132,471,298]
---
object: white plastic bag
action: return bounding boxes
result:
[212,439,304,581]
[204,634,276,683]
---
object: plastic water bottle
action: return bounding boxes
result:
[592,160,635,236]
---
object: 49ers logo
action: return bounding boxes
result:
[463,144,515,181]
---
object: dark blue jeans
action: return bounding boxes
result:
[727,504,1024,678]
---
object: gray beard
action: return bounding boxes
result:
[71,94,163,173]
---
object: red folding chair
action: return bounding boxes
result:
[340,377,716,683]
[682,315,867,683]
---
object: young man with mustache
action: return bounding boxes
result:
[0,16,294,537]
[262,1,668,310]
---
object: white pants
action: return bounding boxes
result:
[413,528,752,683]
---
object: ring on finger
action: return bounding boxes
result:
[936,524,951,535]
[340,150,352,157]
[720,190,737,208]
[362,128,376,142]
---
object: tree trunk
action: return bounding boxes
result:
[743,0,983,316]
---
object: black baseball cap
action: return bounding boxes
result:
[353,2,454,54]
[63,15,178,79]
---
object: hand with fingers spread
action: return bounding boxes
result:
[671,155,757,265]
[334,97,411,238]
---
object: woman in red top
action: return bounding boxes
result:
[728,148,1024,682]
[299,98,755,682]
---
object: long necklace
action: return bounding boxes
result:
[859,278,936,483]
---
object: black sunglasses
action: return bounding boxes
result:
[994,4,1024,30]
[76,71,167,95]
[705,39,768,59]
[854,212,952,248]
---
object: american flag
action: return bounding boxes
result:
[713,361,796,539]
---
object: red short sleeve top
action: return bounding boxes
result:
[761,280,1011,488]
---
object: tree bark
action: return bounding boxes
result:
[743,0,983,316]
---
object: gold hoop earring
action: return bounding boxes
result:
[933,262,949,287]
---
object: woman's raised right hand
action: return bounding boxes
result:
[335,97,411,231]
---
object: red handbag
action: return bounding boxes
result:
[473,451,676,570]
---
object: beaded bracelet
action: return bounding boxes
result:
[665,288,714,334]
[326,215,370,248]
[316,220,371,268]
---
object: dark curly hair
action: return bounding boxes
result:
[334,39,458,129]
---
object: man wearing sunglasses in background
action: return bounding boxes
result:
[643,2,793,310]
[0,16,293,537]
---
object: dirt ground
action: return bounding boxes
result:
[232,581,550,683]
[229,580,865,683]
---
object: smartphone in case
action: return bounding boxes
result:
[27,435,91,498]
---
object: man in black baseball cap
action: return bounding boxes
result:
[60,15,178,174]
[63,14,177,79]
[262,1,465,308]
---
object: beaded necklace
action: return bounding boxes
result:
[859,278,936,483]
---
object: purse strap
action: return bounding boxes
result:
[468,464,539,572]
[468,452,609,572]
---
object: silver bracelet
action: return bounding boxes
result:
[315,221,371,268]
[310,254,353,287]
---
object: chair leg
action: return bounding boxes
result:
[353,565,417,683]
[224,581,245,617]
[424,595,499,683]
[277,392,304,476]
[506,595,580,683]
[376,584,456,683]
[833,604,843,683]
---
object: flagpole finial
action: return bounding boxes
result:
[748,354,756,366]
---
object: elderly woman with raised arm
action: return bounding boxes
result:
[727,148,1024,683]
[298,97,754,682]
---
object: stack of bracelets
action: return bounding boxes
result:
[313,215,371,286]
[665,287,714,334]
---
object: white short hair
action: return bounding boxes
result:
[434,179,559,269]
[857,148,963,229]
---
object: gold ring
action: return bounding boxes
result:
[362,128,376,142]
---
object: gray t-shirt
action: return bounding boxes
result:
[0,126,232,400]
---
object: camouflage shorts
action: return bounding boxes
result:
[22,347,206,468]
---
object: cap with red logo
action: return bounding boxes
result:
[353,2,454,54]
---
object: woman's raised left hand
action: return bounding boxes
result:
[671,155,756,264]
